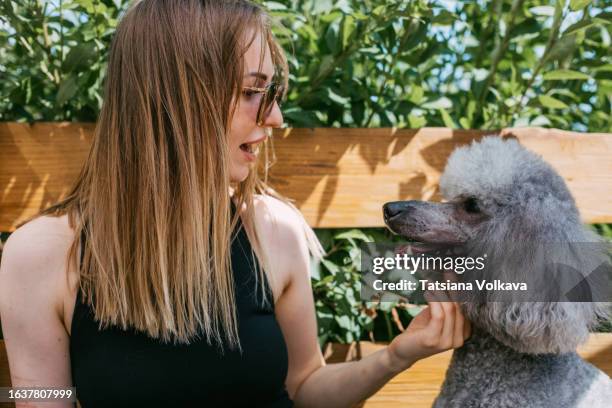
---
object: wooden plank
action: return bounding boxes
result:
[360,333,612,408]
[269,127,612,227]
[0,340,9,387]
[1,123,611,231]
[0,339,11,408]
[0,122,94,232]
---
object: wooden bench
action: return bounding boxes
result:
[1,123,611,407]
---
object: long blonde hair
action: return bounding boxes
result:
[22,0,321,348]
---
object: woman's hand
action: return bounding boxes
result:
[384,292,471,374]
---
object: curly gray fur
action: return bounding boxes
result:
[433,327,612,408]
[432,136,612,407]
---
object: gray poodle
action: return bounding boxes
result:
[383,136,612,407]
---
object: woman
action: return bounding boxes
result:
[0,0,470,407]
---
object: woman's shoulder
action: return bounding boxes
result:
[2,214,75,271]
[252,194,306,230]
[0,215,77,313]
[0,215,76,385]
[251,195,312,253]
[250,194,323,277]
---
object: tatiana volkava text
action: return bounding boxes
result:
[372,280,528,291]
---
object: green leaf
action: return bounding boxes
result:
[282,108,322,127]
[593,64,612,73]
[312,0,334,15]
[316,55,335,79]
[315,229,334,250]
[542,69,590,80]
[421,97,452,110]
[544,34,577,63]
[466,100,476,120]
[327,88,350,106]
[56,75,79,105]
[569,0,591,11]
[432,10,455,25]
[310,258,322,280]
[408,85,424,104]
[529,6,555,16]
[319,275,335,285]
[372,5,386,17]
[351,101,365,125]
[538,95,569,109]
[75,0,95,13]
[339,15,356,51]
[407,305,425,317]
[595,12,612,23]
[321,259,341,275]
[63,43,97,72]
[408,114,426,128]
[513,18,541,36]
[263,1,288,11]
[352,11,368,20]
[530,115,552,127]
[325,22,340,54]
[334,229,371,242]
[378,302,395,313]
[403,20,427,52]
[439,108,457,128]
[564,19,597,35]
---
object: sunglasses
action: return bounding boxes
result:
[242,81,285,126]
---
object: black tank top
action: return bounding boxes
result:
[70,209,293,407]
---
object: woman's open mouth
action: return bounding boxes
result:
[239,142,259,161]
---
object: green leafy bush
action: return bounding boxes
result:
[2,1,610,130]
[266,0,611,130]
[0,0,127,121]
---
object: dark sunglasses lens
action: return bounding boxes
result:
[257,83,284,125]
[261,83,278,119]
[275,84,285,104]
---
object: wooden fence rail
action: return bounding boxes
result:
[1,123,612,232]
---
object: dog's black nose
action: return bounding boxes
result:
[383,201,412,220]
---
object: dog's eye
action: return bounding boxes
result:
[464,197,481,214]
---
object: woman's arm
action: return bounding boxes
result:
[255,196,469,408]
[288,299,466,408]
[0,219,74,408]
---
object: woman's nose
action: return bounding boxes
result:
[262,101,283,128]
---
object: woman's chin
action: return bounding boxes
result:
[229,166,250,184]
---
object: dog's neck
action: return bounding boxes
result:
[460,325,574,357]
[456,325,577,361]
[434,325,601,407]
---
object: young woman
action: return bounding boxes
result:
[0,1,470,407]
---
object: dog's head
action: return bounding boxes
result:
[384,136,581,246]
[384,136,610,354]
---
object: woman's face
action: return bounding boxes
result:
[228,30,283,183]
